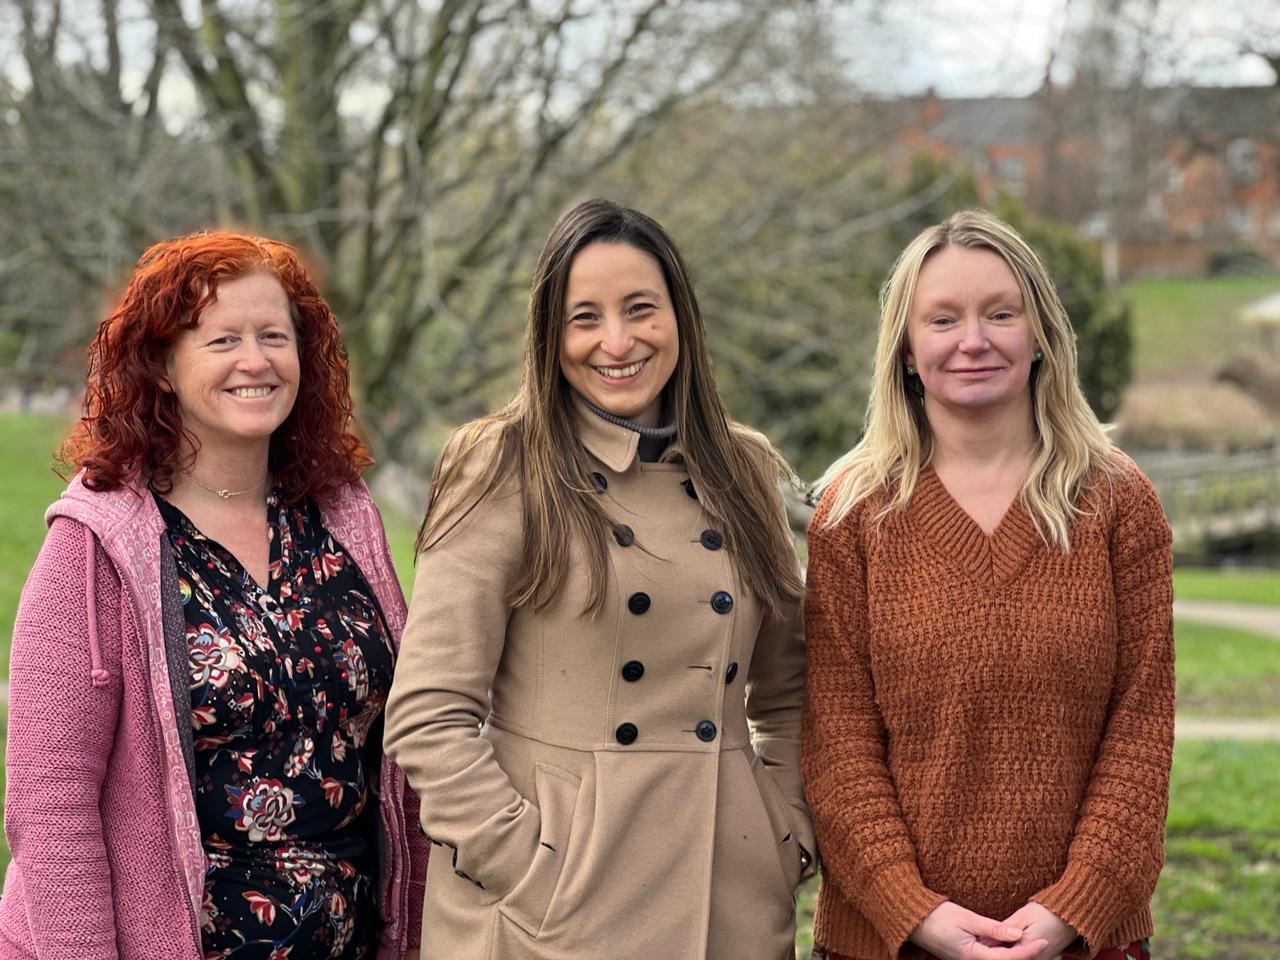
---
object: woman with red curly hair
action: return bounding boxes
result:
[0,232,427,960]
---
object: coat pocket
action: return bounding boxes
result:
[499,762,582,939]
[750,755,803,894]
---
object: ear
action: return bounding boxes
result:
[158,351,175,393]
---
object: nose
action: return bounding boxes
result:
[235,338,272,373]
[598,315,634,359]
[957,316,990,353]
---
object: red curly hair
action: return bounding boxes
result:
[60,231,372,503]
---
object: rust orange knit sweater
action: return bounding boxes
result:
[801,457,1174,960]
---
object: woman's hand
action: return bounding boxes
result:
[910,901,1049,960]
[1002,903,1078,959]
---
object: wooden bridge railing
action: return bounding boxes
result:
[1146,451,1280,552]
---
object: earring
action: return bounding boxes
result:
[906,363,917,376]
[1034,349,1044,361]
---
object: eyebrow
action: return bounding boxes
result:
[567,289,664,312]
[915,289,1023,313]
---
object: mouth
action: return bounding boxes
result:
[592,358,649,381]
[226,386,277,398]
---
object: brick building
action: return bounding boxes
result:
[886,85,1280,280]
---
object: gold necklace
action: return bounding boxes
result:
[184,473,268,500]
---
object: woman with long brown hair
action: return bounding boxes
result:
[0,232,427,960]
[384,198,816,959]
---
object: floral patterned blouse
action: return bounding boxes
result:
[157,489,396,960]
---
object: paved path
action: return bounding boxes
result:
[1173,599,1280,639]
[1176,717,1280,740]
[1170,599,1280,741]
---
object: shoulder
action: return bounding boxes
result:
[808,470,892,542]
[727,422,783,470]
[23,516,123,613]
[728,422,773,453]
[46,472,156,542]
[327,476,375,510]
[436,418,517,487]
[39,514,97,567]
[422,418,522,550]
[725,422,798,503]
[321,478,385,536]
[1073,449,1170,560]
[807,485,865,564]
[1085,448,1165,521]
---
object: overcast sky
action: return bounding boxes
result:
[839,0,1276,97]
[2,0,1274,105]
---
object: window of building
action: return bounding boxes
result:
[1079,211,1110,239]
[1144,193,1167,224]
[1267,208,1280,238]
[1226,204,1253,237]
[997,154,1026,194]
[1226,139,1260,185]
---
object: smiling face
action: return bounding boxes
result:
[164,271,300,456]
[558,241,680,427]
[904,244,1038,414]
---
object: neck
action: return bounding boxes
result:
[924,395,1036,474]
[582,397,678,439]
[168,438,272,509]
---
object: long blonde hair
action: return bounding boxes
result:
[418,199,803,617]
[815,208,1116,549]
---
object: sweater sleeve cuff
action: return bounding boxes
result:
[1031,860,1128,953]
[861,860,948,953]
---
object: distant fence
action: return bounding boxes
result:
[1146,451,1280,554]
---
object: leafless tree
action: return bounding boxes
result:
[1,0,848,454]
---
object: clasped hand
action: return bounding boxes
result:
[911,900,1078,960]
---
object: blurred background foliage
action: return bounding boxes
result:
[0,0,1133,482]
[1,3,1278,958]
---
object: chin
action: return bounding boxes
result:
[229,422,286,440]
[614,403,656,422]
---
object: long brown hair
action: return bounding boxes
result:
[418,199,803,617]
[60,230,370,503]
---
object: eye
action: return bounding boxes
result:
[262,330,291,342]
[208,335,236,347]
[568,311,597,325]
[991,310,1015,322]
[928,315,955,327]
[628,302,656,316]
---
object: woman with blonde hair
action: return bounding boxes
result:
[384,198,817,959]
[803,209,1173,960]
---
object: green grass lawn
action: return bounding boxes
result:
[0,416,73,678]
[383,505,418,598]
[1124,274,1280,381]
[1176,620,1280,717]
[2,412,1279,949]
[1175,566,1279,607]
[1155,740,1280,960]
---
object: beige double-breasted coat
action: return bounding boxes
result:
[384,404,815,960]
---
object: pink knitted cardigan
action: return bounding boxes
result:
[0,475,428,960]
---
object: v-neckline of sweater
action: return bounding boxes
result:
[913,467,1040,586]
